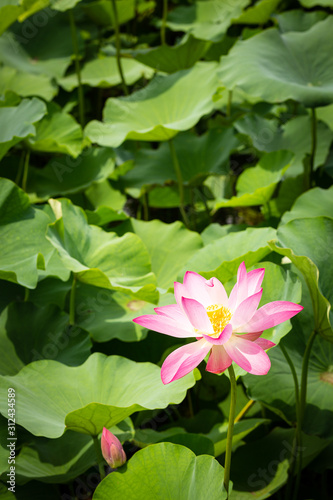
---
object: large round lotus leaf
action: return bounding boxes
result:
[300,0,333,6]
[27,102,83,158]
[214,150,294,209]
[166,0,250,42]
[235,113,333,177]
[123,128,239,196]
[0,65,57,101]
[82,0,135,27]
[0,179,70,288]
[270,217,333,342]
[27,147,115,201]
[93,442,227,500]
[233,0,281,25]
[132,35,211,74]
[0,97,46,160]
[0,353,196,438]
[281,186,333,224]
[84,62,219,147]
[180,227,276,283]
[219,17,333,108]
[59,57,154,91]
[46,198,157,302]
[116,219,203,291]
[0,308,24,376]
[0,1,23,36]
[275,9,327,33]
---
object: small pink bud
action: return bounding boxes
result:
[101,427,126,469]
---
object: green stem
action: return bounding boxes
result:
[280,343,301,500]
[142,192,149,221]
[224,364,237,498]
[69,10,85,128]
[21,150,30,192]
[234,398,255,423]
[111,0,129,95]
[161,0,168,45]
[293,329,317,500]
[69,274,77,326]
[24,288,30,302]
[168,139,189,228]
[309,108,317,188]
[93,436,106,480]
[15,150,25,186]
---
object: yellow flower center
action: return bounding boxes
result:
[206,304,232,334]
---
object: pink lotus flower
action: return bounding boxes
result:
[101,427,126,468]
[133,263,303,384]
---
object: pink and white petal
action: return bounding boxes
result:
[231,289,263,330]
[133,314,196,338]
[154,304,193,329]
[202,323,233,345]
[206,345,232,374]
[204,277,229,307]
[181,297,213,333]
[224,336,271,375]
[228,282,239,311]
[235,262,249,305]
[240,301,304,333]
[174,281,186,308]
[255,338,276,350]
[161,338,211,384]
[247,268,265,296]
[182,271,213,307]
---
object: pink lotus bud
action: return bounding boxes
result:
[101,427,126,469]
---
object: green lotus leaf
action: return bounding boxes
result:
[84,62,219,147]
[116,219,203,291]
[82,0,135,27]
[0,308,24,376]
[6,301,91,366]
[299,0,333,7]
[235,113,333,177]
[0,28,74,80]
[233,0,281,25]
[0,65,57,101]
[271,216,333,341]
[166,0,250,42]
[74,284,173,343]
[59,56,154,91]
[0,353,196,437]
[214,150,294,209]
[0,97,46,160]
[0,178,70,288]
[0,0,23,36]
[281,186,333,224]
[27,147,115,201]
[46,198,157,301]
[93,442,227,500]
[27,102,83,158]
[275,9,327,33]
[180,227,276,283]
[219,17,333,107]
[205,418,269,457]
[85,178,127,212]
[317,103,333,132]
[123,128,239,196]
[132,35,211,73]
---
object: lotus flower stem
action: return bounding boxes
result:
[111,0,129,96]
[69,10,85,128]
[161,0,168,45]
[234,398,255,423]
[93,436,106,480]
[168,139,190,228]
[223,364,237,498]
[69,274,77,326]
[293,329,317,500]
[279,342,301,499]
[309,108,317,188]
[21,150,30,192]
